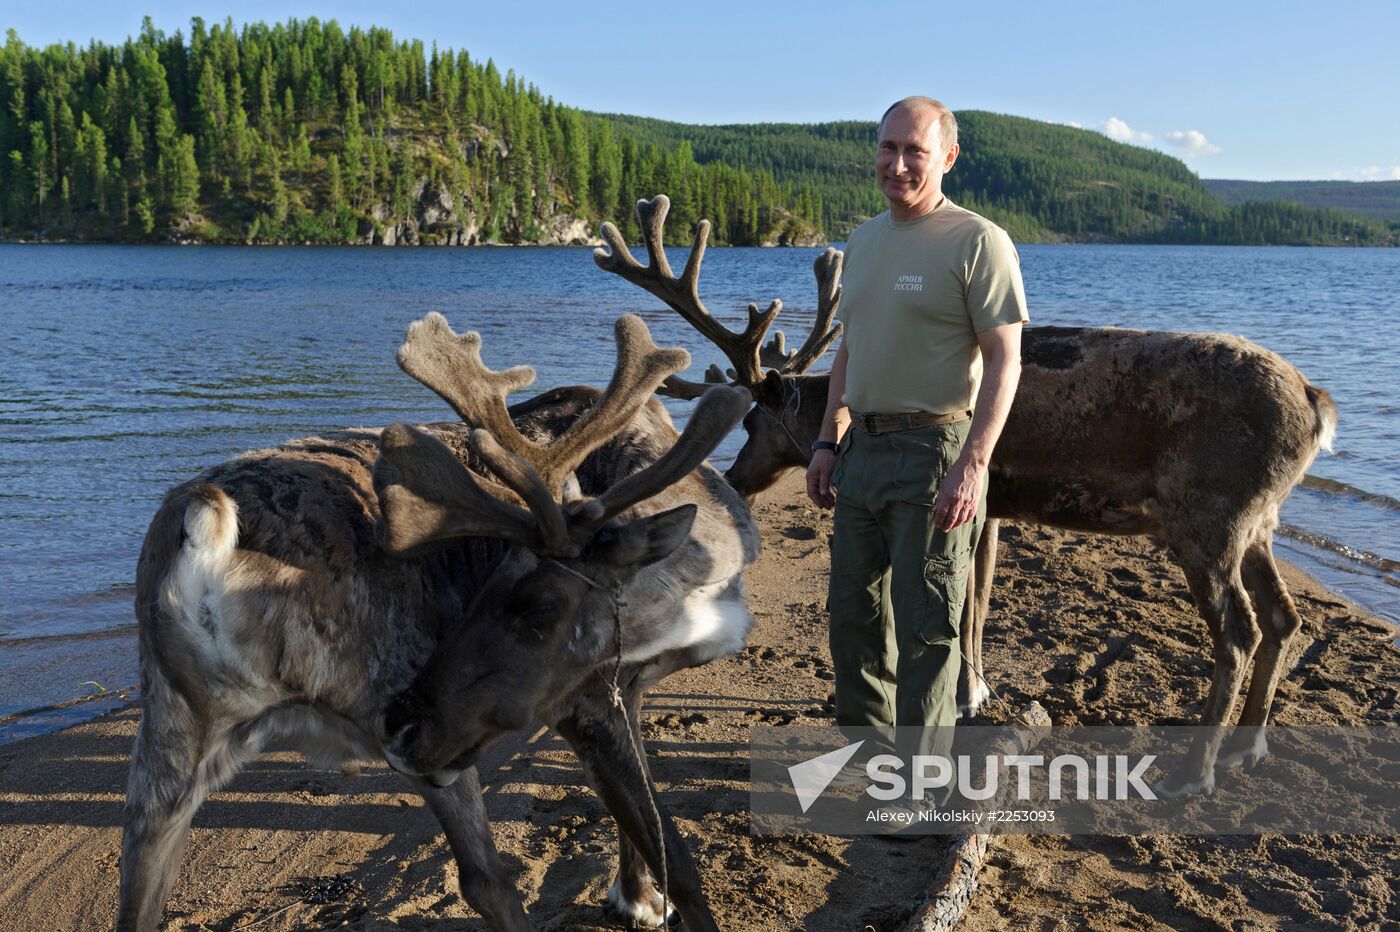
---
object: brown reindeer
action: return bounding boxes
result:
[120,313,755,931]
[598,195,1337,798]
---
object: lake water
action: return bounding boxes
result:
[1,243,1396,731]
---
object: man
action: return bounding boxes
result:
[807,96,1026,796]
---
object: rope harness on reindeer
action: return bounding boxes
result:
[546,557,670,926]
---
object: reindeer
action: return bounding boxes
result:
[599,195,1337,798]
[119,312,756,932]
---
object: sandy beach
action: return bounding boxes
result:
[1,471,1396,931]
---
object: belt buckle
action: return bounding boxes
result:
[861,412,879,434]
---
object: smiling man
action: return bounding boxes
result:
[807,96,1027,794]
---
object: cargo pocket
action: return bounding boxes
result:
[891,428,950,505]
[916,554,969,646]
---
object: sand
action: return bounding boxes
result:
[1,472,1396,931]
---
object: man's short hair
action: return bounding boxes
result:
[879,97,958,154]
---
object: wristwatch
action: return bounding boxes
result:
[810,440,838,454]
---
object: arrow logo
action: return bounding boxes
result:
[787,740,865,813]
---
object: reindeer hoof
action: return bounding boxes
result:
[958,681,991,718]
[1217,731,1269,771]
[607,876,677,928]
[1152,773,1215,800]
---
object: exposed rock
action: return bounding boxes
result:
[165,213,210,245]
[369,179,592,247]
[540,214,600,247]
[371,178,484,246]
[464,124,510,161]
[757,206,827,247]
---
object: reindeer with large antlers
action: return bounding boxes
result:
[601,195,1337,799]
[119,313,754,931]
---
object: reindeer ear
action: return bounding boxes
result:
[590,504,697,568]
[756,370,785,408]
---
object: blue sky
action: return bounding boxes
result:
[7,1,1398,181]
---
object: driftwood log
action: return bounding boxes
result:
[903,701,1053,932]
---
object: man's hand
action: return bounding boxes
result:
[933,322,1021,532]
[807,449,837,509]
[933,457,984,531]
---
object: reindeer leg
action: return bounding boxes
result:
[556,687,717,932]
[117,701,261,932]
[118,724,206,932]
[1156,555,1261,799]
[605,687,677,928]
[1220,534,1302,770]
[612,822,674,928]
[957,565,977,715]
[411,768,531,931]
[959,518,998,717]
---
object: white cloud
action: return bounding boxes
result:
[1356,165,1400,181]
[1163,129,1223,158]
[1099,117,1152,144]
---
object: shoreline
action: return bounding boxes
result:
[1,472,1396,929]
[4,238,1398,249]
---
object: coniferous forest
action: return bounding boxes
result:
[0,17,824,246]
[609,112,1396,245]
[0,17,1393,247]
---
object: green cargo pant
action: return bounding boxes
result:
[828,420,986,768]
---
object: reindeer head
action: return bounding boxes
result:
[594,195,844,500]
[372,312,748,785]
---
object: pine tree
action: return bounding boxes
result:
[328,152,345,216]
[591,125,621,222]
[28,122,48,223]
[291,123,311,183]
[5,149,25,226]
[83,115,109,214]
[168,134,199,216]
[112,155,127,222]
[268,149,289,228]
[60,174,72,228]
[391,138,413,220]
[257,60,274,128]
[343,131,363,209]
[562,108,589,210]
[195,59,226,178]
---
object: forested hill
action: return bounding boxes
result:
[0,18,1393,247]
[0,19,825,246]
[606,112,1395,246]
[1204,179,1400,225]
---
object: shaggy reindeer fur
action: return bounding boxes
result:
[120,387,757,932]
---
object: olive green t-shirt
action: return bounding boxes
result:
[838,199,1028,415]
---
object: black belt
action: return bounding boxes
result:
[850,409,972,435]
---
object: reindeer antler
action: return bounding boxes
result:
[571,383,752,536]
[595,195,780,392]
[597,197,844,395]
[395,313,537,450]
[378,313,748,557]
[756,248,844,376]
[396,312,688,497]
[783,247,844,375]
